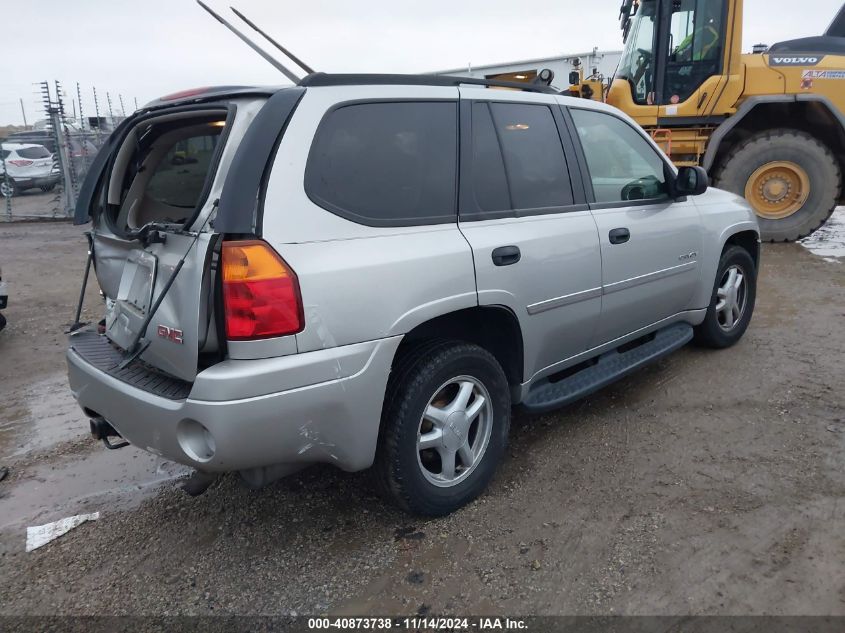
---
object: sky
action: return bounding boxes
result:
[0,0,841,125]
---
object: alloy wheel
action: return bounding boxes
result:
[715,264,748,331]
[416,375,493,488]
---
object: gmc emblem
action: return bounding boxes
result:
[157,325,184,344]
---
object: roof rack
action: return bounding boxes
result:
[298,73,559,94]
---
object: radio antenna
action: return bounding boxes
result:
[230,6,315,74]
[196,0,301,83]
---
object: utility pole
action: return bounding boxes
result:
[92,86,102,144]
[51,80,76,216]
[19,98,28,128]
[76,83,90,171]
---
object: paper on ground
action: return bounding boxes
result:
[26,512,100,552]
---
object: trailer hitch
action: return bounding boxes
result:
[90,416,129,450]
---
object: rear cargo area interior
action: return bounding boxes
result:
[106,109,228,231]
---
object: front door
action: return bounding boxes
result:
[568,106,702,346]
[457,95,603,382]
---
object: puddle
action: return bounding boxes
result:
[0,372,84,460]
[0,447,190,530]
[800,207,845,261]
[0,370,191,531]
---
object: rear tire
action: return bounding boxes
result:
[374,341,511,516]
[714,129,840,242]
[694,245,757,349]
[0,180,16,198]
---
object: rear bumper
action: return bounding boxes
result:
[13,173,60,188]
[0,280,6,310]
[67,333,402,473]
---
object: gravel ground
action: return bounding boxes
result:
[0,220,842,616]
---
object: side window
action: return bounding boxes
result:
[305,101,457,225]
[146,133,220,208]
[570,108,669,204]
[488,103,573,210]
[470,103,510,212]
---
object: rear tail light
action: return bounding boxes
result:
[8,159,33,167]
[221,240,304,340]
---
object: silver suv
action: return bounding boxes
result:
[67,75,759,516]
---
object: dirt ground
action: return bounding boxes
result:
[0,218,843,616]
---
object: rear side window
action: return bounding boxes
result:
[16,146,51,159]
[0,150,9,160]
[468,102,574,216]
[305,101,458,226]
[570,108,669,204]
[146,133,220,208]
[470,103,511,212]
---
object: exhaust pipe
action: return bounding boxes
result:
[89,416,129,450]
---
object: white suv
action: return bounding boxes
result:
[0,143,60,197]
[67,76,759,515]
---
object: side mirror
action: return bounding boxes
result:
[674,165,709,197]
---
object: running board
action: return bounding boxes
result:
[521,323,693,414]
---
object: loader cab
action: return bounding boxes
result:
[610,0,729,120]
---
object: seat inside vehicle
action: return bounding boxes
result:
[107,110,227,232]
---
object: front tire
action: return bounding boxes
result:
[375,341,511,516]
[0,180,16,198]
[694,245,757,349]
[714,129,840,242]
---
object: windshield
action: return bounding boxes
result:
[617,0,658,105]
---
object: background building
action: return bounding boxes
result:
[433,47,622,88]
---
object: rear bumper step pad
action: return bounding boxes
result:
[69,330,192,400]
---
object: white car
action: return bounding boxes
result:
[0,143,60,197]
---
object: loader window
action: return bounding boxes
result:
[570,108,669,204]
[617,0,658,105]
[664,0,724,104]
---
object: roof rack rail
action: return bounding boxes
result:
[298,73,559,94]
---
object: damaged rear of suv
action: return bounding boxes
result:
[67,85,350,480]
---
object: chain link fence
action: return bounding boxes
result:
[1,81,131,222]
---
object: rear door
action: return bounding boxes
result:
[567,106,702,345]
[457,92,603,382]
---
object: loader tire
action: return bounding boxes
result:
[713,129,840,242]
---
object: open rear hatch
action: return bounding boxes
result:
[74,88,305,384]
[75,102,239,383]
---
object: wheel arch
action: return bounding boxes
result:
[722,229,761,269]
[705,95,845,203]
[393,306,525,389]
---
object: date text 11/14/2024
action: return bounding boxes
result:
[307,617,528,630]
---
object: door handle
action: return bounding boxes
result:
[609,228,630,245]
[492,245,521,266]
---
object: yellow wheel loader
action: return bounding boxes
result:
[570,0,845,242]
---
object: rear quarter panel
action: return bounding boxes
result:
[260,86,478,353]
